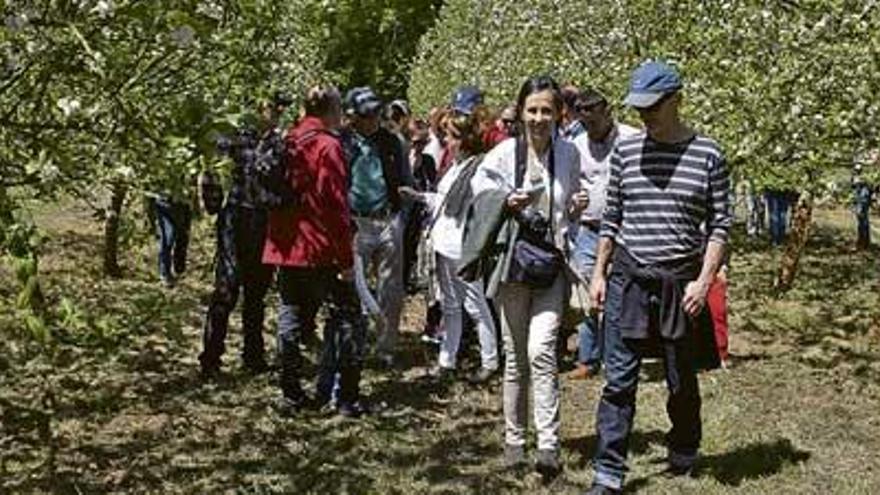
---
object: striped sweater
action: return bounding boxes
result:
[600,132,732,265]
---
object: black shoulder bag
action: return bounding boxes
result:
[507,137,564,288]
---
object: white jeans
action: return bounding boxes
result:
[353,214,404,358]
[436,254,498,371]
[497,276,564,451]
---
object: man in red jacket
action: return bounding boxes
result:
[263,85,367,417]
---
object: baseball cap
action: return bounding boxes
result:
[451,85,483,115]
[345,86,382,116]
[623,60,683,109]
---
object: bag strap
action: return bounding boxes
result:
[548,137,555,241]
[515,135,526,189]
[515,135,556,241]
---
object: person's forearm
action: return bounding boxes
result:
[591,236,615,280]
[697,240,725,286]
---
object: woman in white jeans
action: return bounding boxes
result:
[472,76,588,477]
[407,108,500,383]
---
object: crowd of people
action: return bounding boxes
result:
[145,60,737,494]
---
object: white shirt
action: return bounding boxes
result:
[472,136,581,249]
[424,131,444,170]
[427,158,473,260]
[571,122,640,222]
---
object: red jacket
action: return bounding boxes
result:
[262,116,353,269]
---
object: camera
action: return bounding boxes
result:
[515,207,550,240]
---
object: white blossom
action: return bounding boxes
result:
[171,25,196,47]
[57,97,82,117]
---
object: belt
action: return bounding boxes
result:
[580,220,601,232]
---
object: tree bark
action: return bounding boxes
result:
[102,182,127,278]
[774,191,813,293]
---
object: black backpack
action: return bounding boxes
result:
[251,128,297,210]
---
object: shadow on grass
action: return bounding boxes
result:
[622,438,811,492]
[695,438,811,486]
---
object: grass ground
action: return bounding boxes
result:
[1,203,879,494]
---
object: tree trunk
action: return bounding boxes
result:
[774,191,813,293]
[102,182,127,278]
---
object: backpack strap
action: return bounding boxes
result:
[515,135,526,189]
[515,135,556,241]
[548,138,556,241]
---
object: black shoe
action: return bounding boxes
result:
[584,484,621,495]
[467,367,498,385]
[535,449,561,479]
[504,444,527,470]
[664,462,695,477]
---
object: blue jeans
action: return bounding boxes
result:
[571,225,602,372]
[855,185,872,247]
[592,271,702,491]
[199,205,273,370]
[153,198,191,280]
[276,267,366,407]
[765,190,790,246]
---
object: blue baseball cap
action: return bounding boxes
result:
[345,86,382,116]
[623,60,683,109]
[451,85,483,115]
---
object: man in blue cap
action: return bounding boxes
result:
[343,86,413,368]
[584,60,731,494]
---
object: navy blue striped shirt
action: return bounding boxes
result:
[600,132,731,264]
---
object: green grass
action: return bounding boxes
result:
[1,204,879,494]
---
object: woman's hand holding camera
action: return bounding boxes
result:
[506,190,531,212]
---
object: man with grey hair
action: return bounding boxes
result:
[344,87,413,368]
[567,88,639,381]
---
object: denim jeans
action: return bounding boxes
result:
[277,267,365,407]
[765,190,790,246]
[745,188,765,237]
[571,225,602,372]
[593,271,702,491]
[199,205,273,370]
[153,198,192,280]
[854,185,873,247]
[354,214,404,360]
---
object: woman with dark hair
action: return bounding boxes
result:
[471,75,588,476]
[405,107,500,383]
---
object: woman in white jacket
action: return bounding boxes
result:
[471,75,588,477]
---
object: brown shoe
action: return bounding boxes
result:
[567,363,595,380]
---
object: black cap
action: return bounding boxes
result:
[345,87,383,116]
